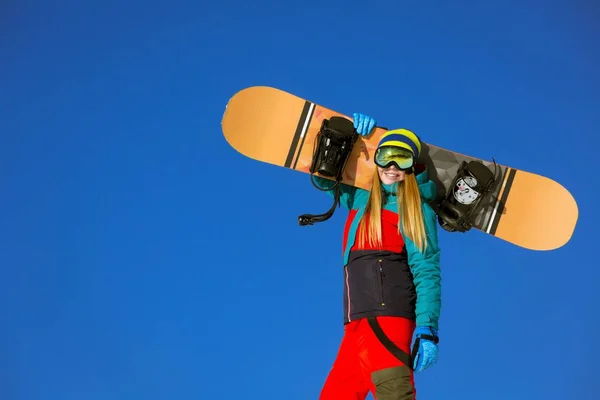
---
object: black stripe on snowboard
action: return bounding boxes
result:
[292,103,315,169]
[488,168,517,235]
[285,101,312,168]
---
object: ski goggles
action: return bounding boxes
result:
[374,146,415,170]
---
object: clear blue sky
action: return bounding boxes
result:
[1,1,598,399]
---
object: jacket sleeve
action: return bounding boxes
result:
[404,201,442,331]
[312,176,358,210]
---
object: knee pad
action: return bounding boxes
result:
[371,366,415,400]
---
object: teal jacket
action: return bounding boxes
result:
[314,170,442,330]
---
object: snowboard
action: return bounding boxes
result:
[221,86,578,251]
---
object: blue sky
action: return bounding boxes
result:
[1,1,598,399]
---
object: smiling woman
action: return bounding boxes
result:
[313,114,442,400]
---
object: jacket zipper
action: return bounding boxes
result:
[378,259,385,306]
[345,266,352,322]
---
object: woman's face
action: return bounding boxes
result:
[378,164,406,185]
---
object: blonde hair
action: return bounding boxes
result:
[357,168,428,253]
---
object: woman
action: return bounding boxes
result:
[314,113,442,400]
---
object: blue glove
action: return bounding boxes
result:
[352,112,376,136]
[412,326,439,373]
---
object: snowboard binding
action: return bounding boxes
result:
[436,160,498,232]
[298,116,359,226]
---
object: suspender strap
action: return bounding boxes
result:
[367,317,413,369]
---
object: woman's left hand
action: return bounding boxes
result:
[412,326,439,373]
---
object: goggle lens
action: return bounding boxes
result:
[375,146,414,170]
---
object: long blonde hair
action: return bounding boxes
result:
[357,168,428,253]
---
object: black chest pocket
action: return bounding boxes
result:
[377,258,416,306]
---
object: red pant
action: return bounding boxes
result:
[320,316,416,400]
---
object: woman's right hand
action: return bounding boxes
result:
[352,113,377,136]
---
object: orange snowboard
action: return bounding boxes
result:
[221,86,578,251]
